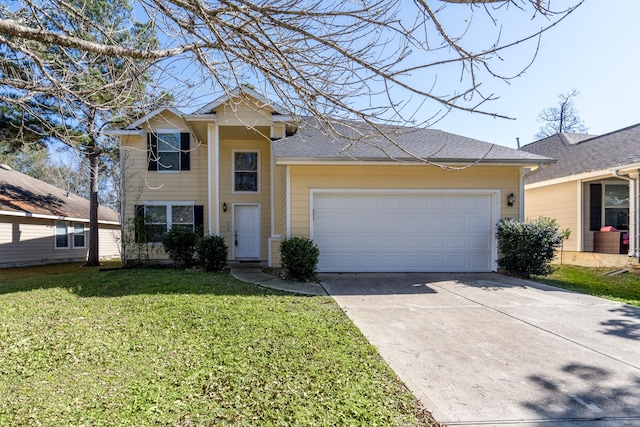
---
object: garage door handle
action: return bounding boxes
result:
[235,231,238,246]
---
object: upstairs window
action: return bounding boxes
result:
[233,151,259,192]
[147,131,191,172]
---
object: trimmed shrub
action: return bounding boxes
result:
[496,217,570,279]
[280,237,320,282]
[162,226,199,268]
[197,235,228,272]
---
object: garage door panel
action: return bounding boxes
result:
[313,192,495,272]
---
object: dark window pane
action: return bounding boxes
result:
[73,224,85,247]
[146,206,167,223]
[56,234,68,248]
[235,152,258,171]
[158,133,179,151]
[172,205,194,225]
[159,152,180,171]
[605,208,629,230]
[235,172,258,191]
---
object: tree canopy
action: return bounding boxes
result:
[535,89,589,140]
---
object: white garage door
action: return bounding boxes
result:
[312,192,497,272]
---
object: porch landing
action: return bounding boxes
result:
[554,251,636,268]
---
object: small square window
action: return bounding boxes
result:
[234,152,258,192]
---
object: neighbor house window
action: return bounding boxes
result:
[73,223,86,248]
[590,183,629,231]
[234,151,258,192]
[604,184,629,230]
[55,221,69,249]
[147,131,191,172]
[134,203,203,243]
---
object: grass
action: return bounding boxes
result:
[533,265,640,306]
[0,262,432,426]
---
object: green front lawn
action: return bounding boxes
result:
[0,263,432,426]
[533,265,640,306]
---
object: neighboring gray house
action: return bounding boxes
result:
[522,124,640,265]
[0,164,121,268]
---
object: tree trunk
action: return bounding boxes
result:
[86,151,100,266]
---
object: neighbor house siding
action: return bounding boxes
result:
[0,216,121,268]
[288,164,520,237]
[120,112,208,261]
[524,181,578,252]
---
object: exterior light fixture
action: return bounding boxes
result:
[507,193,516,207]
[223,202,227,212]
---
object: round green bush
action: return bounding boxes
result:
[496,217,570,279]
[197,235,228,272]
[280,237,320,282]
[162,226,199,268]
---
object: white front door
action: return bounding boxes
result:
[234,205,260,259]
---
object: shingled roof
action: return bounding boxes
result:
[0,164,119,223]
[521,123,640,184]
[272,118,553,165]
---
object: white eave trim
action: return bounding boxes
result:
[103,129,142,136]
[525,169,620,189]
[610,162,640,174]
[183,114,217,122]
[0,210,120,225]
[276,158,551,167]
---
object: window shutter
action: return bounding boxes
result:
[590,184,602,231]
[180,132,190,171]
[194,205,204,236]
[134,205,145,243]
[147,133,158,171]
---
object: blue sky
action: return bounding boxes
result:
[432,1,640,149]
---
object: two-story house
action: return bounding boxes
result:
[107,87,552,272]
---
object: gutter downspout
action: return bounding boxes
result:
[612,169,637,259]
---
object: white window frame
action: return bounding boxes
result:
[156,129,181,173]
[55,220,70,249]
[232,150,260,194]
[143,201,195,243]
[72,222,86,248]
[603,182,630,230]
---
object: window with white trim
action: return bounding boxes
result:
[233,151,259,192]
[135,203,202,243]
[604,184,629,230]
[73,223,86,248]
[55,221,69,249]
[157,132,180,171]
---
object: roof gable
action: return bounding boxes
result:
[0,165,119,223]
[194,86,288,115]
[522,123,640,184]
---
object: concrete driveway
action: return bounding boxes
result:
[320,273,640,427]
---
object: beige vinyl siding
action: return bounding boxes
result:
[98,224,122,259]
[525,181,578,251]
[288,164,520,237]
[120,112,209,260]
[219,136,272,259]
[0,216,121,268]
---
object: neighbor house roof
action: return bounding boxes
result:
[0,164,120,224]
[521,123,640,184]
[272,118,554,165]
